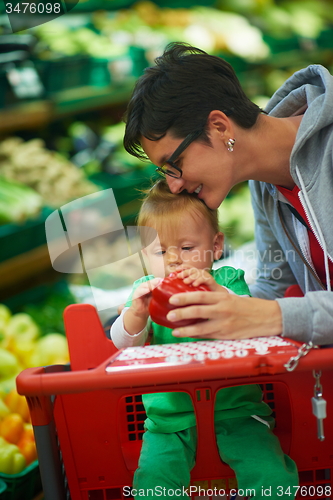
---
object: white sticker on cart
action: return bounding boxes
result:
[115,337,296,363]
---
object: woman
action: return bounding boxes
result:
[123,42,333,345]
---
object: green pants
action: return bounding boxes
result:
[133,417,298,499]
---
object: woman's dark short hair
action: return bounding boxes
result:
[124,42,262,159]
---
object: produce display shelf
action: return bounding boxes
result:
[68,0,218,11]
[0,82,135,133]
[0,461,41,500]
[0,207,53,264]
[0,101,53,134]
[0,165,157,298]
[0,244,52,294]
[0,480,7,499]
[53,81,136,117]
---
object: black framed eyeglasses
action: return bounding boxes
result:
[155,129,203,179]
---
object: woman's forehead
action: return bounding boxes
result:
[141,134,180,166]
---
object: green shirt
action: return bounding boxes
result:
[125,266,271,433]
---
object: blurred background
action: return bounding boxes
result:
[0,1,332,495]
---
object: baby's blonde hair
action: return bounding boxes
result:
[137,179,219,235]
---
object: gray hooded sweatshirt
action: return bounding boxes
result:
[249,64,333,345]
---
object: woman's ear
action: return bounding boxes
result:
[207,110,233,139]
[213,232,224,261]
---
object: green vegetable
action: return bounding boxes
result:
[0,176,42,225]
[6,314,40,342]
[0,349,20,378]
[0,437,26,475]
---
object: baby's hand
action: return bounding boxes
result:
[124,278,162,336]
[175,267,223,293]
[130,278,162,318]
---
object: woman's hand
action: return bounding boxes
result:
[167,270,283,339]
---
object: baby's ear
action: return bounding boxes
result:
[213,232,224,261]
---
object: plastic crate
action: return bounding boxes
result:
[0,207,53,264]
[64,0,137,12]
[0,461,41,500]
[35,56,91,94]
[129,46,149,77]
[153,0,217,7]
[89,58,112,88]
[16,304,333,500]
[0,68,8,109]
[317,28,333,49]
[0,480,7,499]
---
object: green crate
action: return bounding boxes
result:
[107,48,148,85]
[0,207,53,264]
[90,164,157,224]
[0,68,20,110]
[262,34,300,55]
[0,69,7,110]
[35,56,91,94]
[89,58,112,87]
[0,480,7,499]
[0,461,42,500]
[66,0,137,12]
[153,0,217,7]
[317,28,333,49]
[129,46,149,77]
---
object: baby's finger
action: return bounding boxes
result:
[174,267,195,279]
[133,278,162,300]
[191,275,222,291]
[183,270,212,287]
[146,277,163,291]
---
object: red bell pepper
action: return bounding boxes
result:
[148,273,210,329]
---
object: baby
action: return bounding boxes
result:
[111,179,298,499]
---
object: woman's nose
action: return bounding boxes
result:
[166,176,185,194]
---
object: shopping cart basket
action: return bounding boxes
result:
[16,304,333,500]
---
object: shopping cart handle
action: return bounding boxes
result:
[16,361,116,397]
[16,341,333,398]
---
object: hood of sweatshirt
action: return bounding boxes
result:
[264,64,333,289]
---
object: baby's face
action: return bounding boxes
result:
[143,211,223,278]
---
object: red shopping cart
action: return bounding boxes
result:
[16,304,333,500]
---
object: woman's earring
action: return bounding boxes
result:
[226,138,236,152]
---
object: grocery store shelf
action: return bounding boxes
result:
[53,80,136,116]
[0,81,135,133]
[0,100,54,134]
[0,244,52,289]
